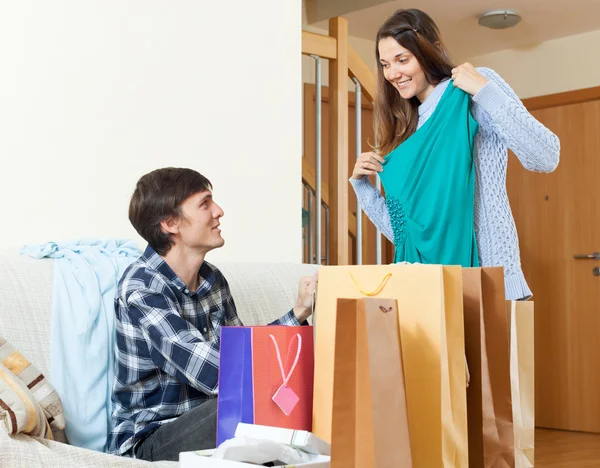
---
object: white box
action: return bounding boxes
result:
[179,450,330,467]
[234,424,330,456]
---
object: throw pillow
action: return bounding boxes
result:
[0,361,51,437]
[0,336,66,438]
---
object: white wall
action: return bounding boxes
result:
[0,1,302,263]
[466,28,600,99]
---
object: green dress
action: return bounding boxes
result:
[379,81,480,267]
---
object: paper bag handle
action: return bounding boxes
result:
[349,272,392,296]
[311,289,317,351]
[269,334,302,386]
[465,354,470,387]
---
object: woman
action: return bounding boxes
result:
[351,9,559,300]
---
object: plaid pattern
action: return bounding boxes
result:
[108,245,300,457]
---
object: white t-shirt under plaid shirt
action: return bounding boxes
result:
[107,245,301,457]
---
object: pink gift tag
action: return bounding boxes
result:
[269,333,303,417]
[272,384,300,416]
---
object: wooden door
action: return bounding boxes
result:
[507,92,600,432]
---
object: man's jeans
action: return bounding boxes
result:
[135,398,218,462]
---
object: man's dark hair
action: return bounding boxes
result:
[129,167,212,255]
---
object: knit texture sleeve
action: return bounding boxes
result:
[473,67,560,173]
[349,177,394,242]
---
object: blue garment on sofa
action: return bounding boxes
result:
[21,239,142,452]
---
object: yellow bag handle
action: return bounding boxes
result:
[348,272,392,296]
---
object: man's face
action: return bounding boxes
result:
[175,190,225,253]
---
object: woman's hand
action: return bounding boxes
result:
[351,151,384,180]
[451,63,488,96]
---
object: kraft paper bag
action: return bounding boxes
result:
[330,298,412,468]
[313,264,468,467]
[508,300,535,468]
[463,267,515,467]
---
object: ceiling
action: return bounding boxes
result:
[311,0,600,59]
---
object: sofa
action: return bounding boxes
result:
[0,248,318,467]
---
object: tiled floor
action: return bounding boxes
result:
[536,428,600,467]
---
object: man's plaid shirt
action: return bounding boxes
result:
[107,245,300,457]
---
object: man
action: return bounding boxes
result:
[108,167,317,461]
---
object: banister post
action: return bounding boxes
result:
[328,16,349,265]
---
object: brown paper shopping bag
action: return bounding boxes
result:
[463,267,515,467]
[508,300,535,468]
[331,298,412,468]
[313,264,468,468]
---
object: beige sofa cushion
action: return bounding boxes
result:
[0,251,54,378]
[0,428,178,467]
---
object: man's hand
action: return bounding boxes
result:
[293,273,318,323]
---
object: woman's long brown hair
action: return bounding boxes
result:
[374,9,455,156]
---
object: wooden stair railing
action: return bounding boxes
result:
[301,18,376,264]
[302,159,357,238]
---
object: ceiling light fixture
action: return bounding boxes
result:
[478,10,521,29]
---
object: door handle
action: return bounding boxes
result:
[574,252,600,261]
